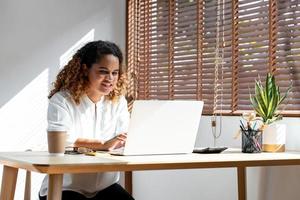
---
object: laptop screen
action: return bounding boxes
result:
[122,100,203,155]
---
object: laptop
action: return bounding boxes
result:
[109,100,203,156]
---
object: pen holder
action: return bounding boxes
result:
[241,129,262,153]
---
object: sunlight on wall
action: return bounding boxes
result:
[0,68,49,199]
[0,68,49,151]
[59,29,95,68]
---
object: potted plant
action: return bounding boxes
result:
[250,73,291,152]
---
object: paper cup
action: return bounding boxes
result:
[47,131,67,156]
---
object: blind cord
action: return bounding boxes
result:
[211,0,225,147]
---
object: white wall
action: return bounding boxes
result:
[0,0,125,199]
[1,1,300,200]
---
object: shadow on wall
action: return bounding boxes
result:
[0,0,124,107]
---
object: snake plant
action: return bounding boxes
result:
[250,73,291,125]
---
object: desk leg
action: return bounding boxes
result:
[47,174,63,200]
[125,171,132,195]
[0,166,18,200]
[24,170,31,200]
[237,166,247,200]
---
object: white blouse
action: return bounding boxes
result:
[39,91,130,197]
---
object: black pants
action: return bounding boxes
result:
[39,183,134,200]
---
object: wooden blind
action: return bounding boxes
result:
[276,0,300,113]
[202,0,233,113]
[237,0,270,111]
[126,0,140,111]
[127,0,300,116]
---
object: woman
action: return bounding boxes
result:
[39,40,134,200]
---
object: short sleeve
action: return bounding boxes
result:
[115,96,130,134]
[47,93,72,132]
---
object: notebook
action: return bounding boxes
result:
[109,100,203,156]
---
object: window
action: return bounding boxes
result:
[127,0,300,116]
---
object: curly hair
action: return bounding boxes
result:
[48,40,127,104]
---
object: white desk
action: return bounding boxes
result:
[1,150,300,200]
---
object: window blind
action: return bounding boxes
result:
[127,0,300,116]
[276,0,300,113]
[237,0,269,111]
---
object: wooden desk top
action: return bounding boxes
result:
[1,149,300,174]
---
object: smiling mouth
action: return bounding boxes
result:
[101,82,113,88]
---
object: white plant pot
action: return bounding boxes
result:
[262,123,286,152]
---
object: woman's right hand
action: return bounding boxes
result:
[104,133,127,151]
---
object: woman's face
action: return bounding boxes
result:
[87,54,120,99]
